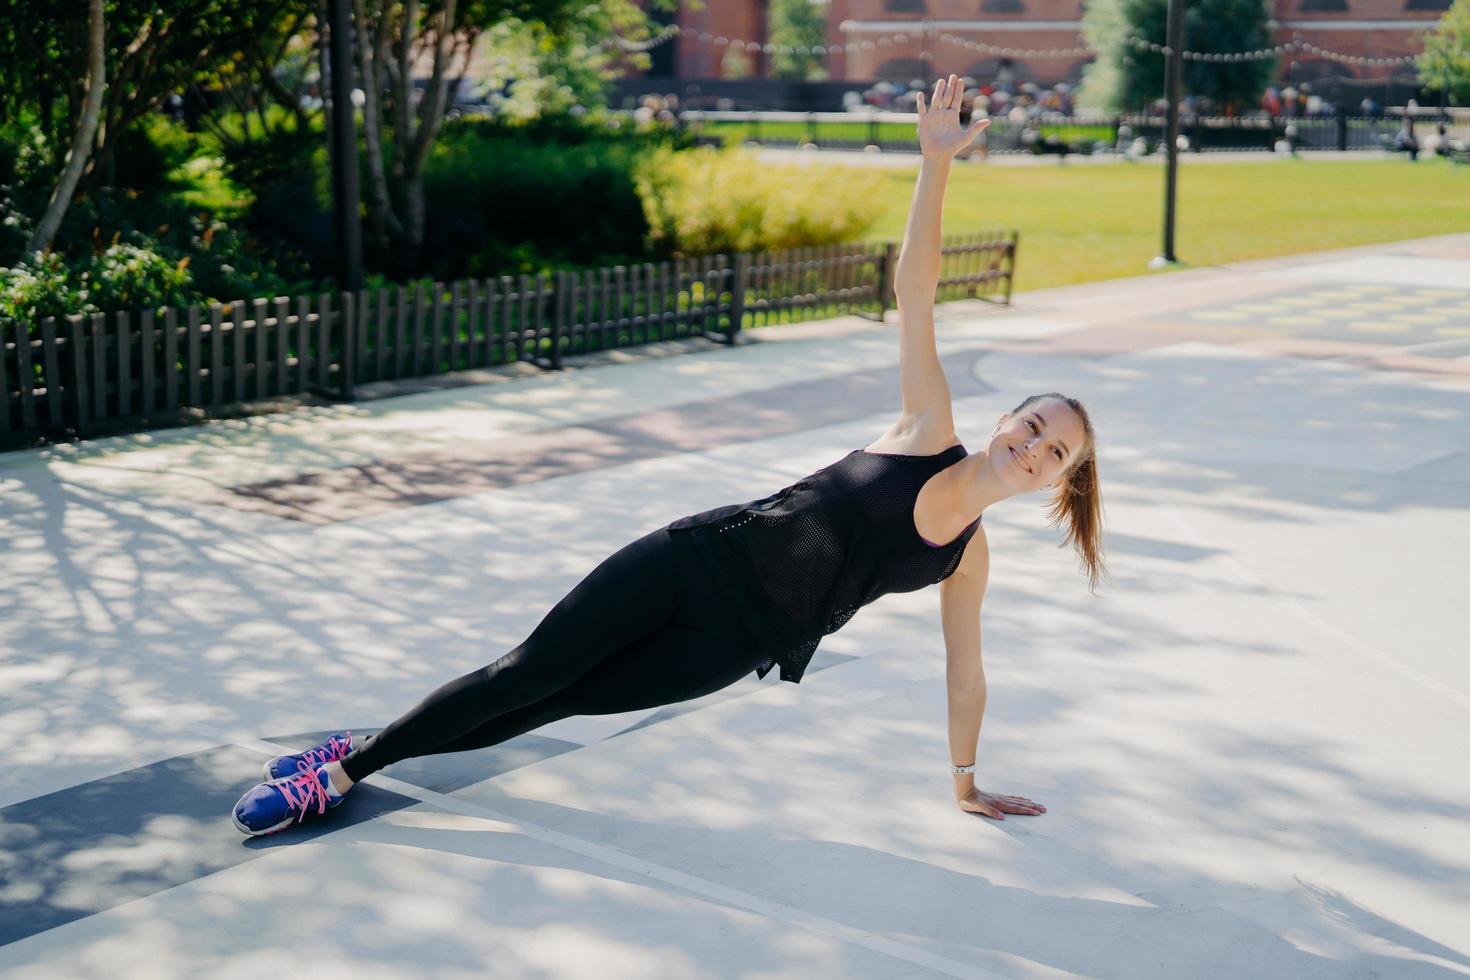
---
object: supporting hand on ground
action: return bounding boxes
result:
[956,787,1047,819]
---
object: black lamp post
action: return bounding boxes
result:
[1150,0,1185,268]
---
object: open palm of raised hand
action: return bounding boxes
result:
[916,73,990,158]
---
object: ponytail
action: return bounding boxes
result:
[1013,393,1108,593]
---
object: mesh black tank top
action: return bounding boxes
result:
[664,443,982,684]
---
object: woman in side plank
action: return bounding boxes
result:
[232,74,1103,836]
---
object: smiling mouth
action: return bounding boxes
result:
[1009,446,1032,475]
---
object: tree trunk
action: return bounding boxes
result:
[352,0,461,277]
[401,171,425,274]
[319,0,335,197]
[27,0,105,256]
[395,0,457,275]
[407,0,456,179]
[355,0,403,267]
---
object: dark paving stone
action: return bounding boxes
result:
[377,737,583,795]
[274,728,585,795]
[0,744,418,948]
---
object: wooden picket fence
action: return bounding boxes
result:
[2,232,1016,447]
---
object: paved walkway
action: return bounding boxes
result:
[2,234,1468,979]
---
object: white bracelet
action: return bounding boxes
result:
[951,763,975,775]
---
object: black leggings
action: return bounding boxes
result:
[340,527,766,783]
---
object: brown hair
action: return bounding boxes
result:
[1011,393,1108,594]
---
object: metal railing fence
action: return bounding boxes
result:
[2,232,1017,447]
[678,109,1458,155]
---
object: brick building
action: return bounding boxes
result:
[635,0,1445,89]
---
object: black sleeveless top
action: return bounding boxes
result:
[664,443,982,684]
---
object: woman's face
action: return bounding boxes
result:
[987,398,1086,492]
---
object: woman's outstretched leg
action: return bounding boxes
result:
[336,526,692,782]
[232,527,761,835]
[419,601,766,752]
[342,527,766,773]
[320,605,763,794]
[326,608,758,793]
[319,696,576,794]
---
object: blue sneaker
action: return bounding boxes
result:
[232,766,346,837]
[262,731,356,781]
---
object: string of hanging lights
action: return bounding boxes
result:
[606,23,1419,69]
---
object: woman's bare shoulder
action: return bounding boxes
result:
[863,415,962,455]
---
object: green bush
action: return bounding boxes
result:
[0,117,57,189]
[86,242,192,311]
[109,114,199,194]
[0,117,59,261]
[211,119,335,280]
[0,204,318,334]
[0,178,35,261]
[417,121,889,275]
[0,251,86,328]
[0,242,188,332]
[182,211,317,302]
[636,147,885,256]
[422,118,666,277]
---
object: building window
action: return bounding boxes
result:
[875,57,928,82]
[1298,0,1348,9]
[1404,0,1450,9]
[983,0,1026,11]
[885,0,927,12]
[966,57,1037,86]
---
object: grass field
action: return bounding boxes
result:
[860,157,1470,294]
[700,120,1114,148]
[701,120,918,145]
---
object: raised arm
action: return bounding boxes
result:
[897,76,987,302]
[891,76,989,426]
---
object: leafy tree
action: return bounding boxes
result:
[26,0,105,254]
[1418,0,1470,104]
[193,3,323,162]
[720,47,754,79]
[1086,0,1276,112]
[1,0,667,279]
[0,0,304,191]
[1077,0,1128,111]
[0,0,308,264]
[350,0,661,275]
[456,5,655,121]
[769,0,828,81]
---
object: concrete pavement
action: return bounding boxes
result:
[2,233,1468,979]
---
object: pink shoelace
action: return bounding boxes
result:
[277,767,335,824]
[293,732,353,774]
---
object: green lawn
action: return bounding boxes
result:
[700,120,916,146]
[700,120,1113,148]
[861,157,1470,294]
